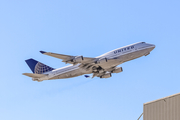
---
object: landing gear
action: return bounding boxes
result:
[144,52,150,56]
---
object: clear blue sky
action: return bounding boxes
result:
[0,0,180,120]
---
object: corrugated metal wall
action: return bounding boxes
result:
[143,93,180,120]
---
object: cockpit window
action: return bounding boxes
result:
[142,42,145,43]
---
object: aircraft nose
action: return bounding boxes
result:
[147,43,155,48]
[147,43,156,51]
[150,44,155,48]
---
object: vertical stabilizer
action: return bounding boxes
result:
[25,59,54,74]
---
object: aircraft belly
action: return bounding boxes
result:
[100,59,121,69]
[49,69,85,80]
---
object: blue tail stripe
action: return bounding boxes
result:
[25,59,38,73]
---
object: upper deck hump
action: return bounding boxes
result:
[96,42,143,58]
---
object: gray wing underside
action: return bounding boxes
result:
[40,51,96,64]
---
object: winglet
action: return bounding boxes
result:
[84,75,90,78]
[40,51,46,54]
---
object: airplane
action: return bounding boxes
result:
[23,42,155,82]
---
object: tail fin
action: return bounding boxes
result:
[25,58,54,74]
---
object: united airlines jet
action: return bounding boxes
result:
[23,42,155,82]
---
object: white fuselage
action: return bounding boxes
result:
[36,42,155,81]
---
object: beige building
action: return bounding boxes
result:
[143,93,180,120]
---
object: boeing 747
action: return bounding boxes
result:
[23,42,155,82]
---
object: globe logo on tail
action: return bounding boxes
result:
[34,62,54,74]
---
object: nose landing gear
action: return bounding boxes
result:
[144,52,150,56]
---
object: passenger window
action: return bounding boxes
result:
[127,47,129,50]
[118,50,121,52]
[124,48,126,50]
[131,46,134,49]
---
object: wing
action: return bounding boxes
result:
[39,51,121,77]
[40,51,96,64]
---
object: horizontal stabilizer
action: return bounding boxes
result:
[23,73,47,78]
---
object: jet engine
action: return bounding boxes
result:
[72,56,84,63]
[96,58,108,64]
[100,73,111,78]
[111,67,123,73]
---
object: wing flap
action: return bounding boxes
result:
[23,73,48,78]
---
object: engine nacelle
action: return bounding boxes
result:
[73,56,84,63]
[96,58,108,64]
[100,73,112,78]
[111,67,123,73]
